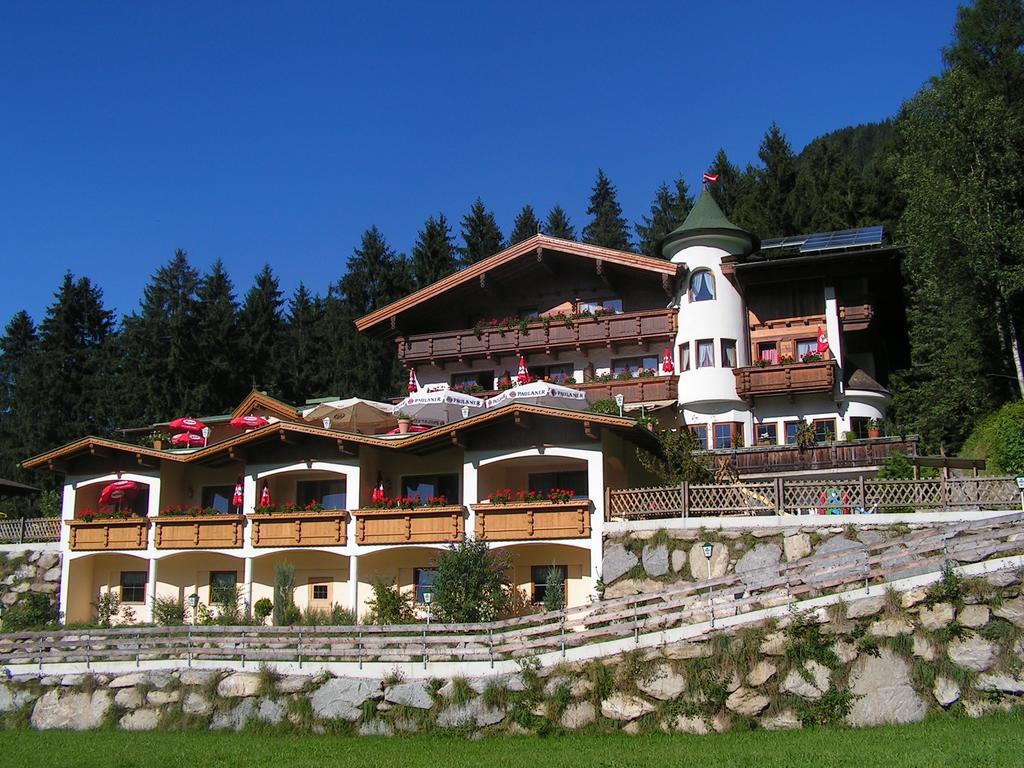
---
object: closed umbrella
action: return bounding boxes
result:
[484,380,589,410]
[516,356,531,385]
[407,368,421,393]
[169,417,206,434]
[392,387,484,426]
[229,415,269,430]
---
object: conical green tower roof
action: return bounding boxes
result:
[659,189,758,258]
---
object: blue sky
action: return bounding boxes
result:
[0,1,962,325]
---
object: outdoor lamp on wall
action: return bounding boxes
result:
[614,393,624,417]
[322,417,331,430]
[188,593,199,626]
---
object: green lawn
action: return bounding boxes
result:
[1,712,1022,768]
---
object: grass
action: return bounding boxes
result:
[1,712,1022,767]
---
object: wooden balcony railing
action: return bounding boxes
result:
[67,518,149,551]
[472,500,591,541]
[249,510,348,548]
[840,304,874,332]
[576,375,677,404]
[396,309,677,365]
[734,360,836,401]
[0,517,61,544]
[353,505,466,546]
[707,437,919,476]
[154,515,245,549]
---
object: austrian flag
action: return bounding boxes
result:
[702,172,719,184]
[817,325,829,354]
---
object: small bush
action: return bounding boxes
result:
[301,604,356,626]
[432,539,511,623]
[1,592,59,631]
[273,562,296,626]
[153,596,186,626]
[542,565,566,612]
[253,598,273,623]
[365,580,415,625]
[93,591,122,628]
[784,609,839,669]
[925,562,963,606]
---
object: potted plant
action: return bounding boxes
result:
[147,430,171,450]
[866,418,882,439]
[395,411,412,434]
[795,420,816,449]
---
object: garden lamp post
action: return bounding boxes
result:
[424,589,432,627]
[701,542,714,579]
[188,593,199,626]
[614,393,624,418]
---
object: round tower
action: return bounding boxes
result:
[660,190,759,447]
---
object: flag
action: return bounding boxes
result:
[661,347,674,374]
[516,356,531,385]
[817,326,829,354]
[259,481,271,507]
[231,481,243,508]
[407,368,420,393]
[703,172,719,184]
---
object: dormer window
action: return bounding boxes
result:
[689,270,715,302]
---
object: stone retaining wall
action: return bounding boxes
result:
[0,549,61,610]
[2,565,1022,735]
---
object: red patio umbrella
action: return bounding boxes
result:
[661,347,674,374]
[169,417,207,434]
[231,480,244,509]
[170,432,205,448]
[516,356,531,385]
[259,480,271,507]
[407,368,420,393]
[98,480,141,506]
[230,414,269,430]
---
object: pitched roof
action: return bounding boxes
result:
[659,190,758,257]
[232,390,299,421]
[355,234,681,333]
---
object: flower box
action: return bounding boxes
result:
[67,517,150,551]
[471,500,591,541]
[353,505,466,546]
[248,510,348,547]
[154,514,245,549]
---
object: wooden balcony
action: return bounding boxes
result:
[708,436,919,477]
[840,304,874,332]
[249,511,348,548]
[472,500,591,541]
[733,360,836,401]
[68,518,149,551]
[396,309,677,366]
[577,375,677,404]
[154,514,245,549]
[354,505,466,546]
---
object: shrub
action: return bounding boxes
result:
[542,565,565,612]
[432,539,511,622]
[365,580,415,625]
[273,562,296,626]
[588,398,620,416]
[1,592,59,631]
[153,596,186,626]
[877,451,915,479]
[960,400,1024,473]
[93,591,122,628]
[253,598,274,623]
[636,428,712,485]
[301,604,357,626]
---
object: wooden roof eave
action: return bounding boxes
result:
[355,234,682,334]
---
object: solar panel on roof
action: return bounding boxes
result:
[760,234,807,251]
[800,226,883,253]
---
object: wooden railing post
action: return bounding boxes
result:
[775,477,784,515]
[681,482,689,519]
[19,517,26,544]
[858,475,866,511]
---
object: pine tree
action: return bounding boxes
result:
[280,284,326,404]
[581,169,632,251]
[943,0,1024,105]
[193,260,245,413]
[750,122,799,238]
[411,214,457,288]
[240,265,286,396]
[635,177,693,258]
[458,198,504,267]
[0,311,38,480]
[508,205,541,245]
[543,205,576,240]
[706,149,745,217]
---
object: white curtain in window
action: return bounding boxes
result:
[698,341,714,368]
[690,271,715,301]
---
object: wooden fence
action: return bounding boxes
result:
[607,476,1021,520]
[1,514,1021,669]
[0,516,60,544]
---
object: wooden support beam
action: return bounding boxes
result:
[47,459,68,473]
[135,452,158,469]
[450,431,465,449]
[582,420,598,440]
[596,259,618,293]
[229,446,247,463]
[479,271,503,300]
[336,439,354,456]
[662,272,674,298]
[89,445,111,458]
[279,430,297,445]
[536,246,559,278]
[513,410,529,430]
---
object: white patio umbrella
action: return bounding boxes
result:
[484,381,589,410]
[301,398,397,434]
[392,388,485,426]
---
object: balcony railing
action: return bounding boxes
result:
[840,304,873,332]
[249,510,348,548]
[734,360,836,401]
[154,514,245,549]
[707,437,919,476]
[67,518,148,551]
[353,505,466,546]
[0,517,61,544]
[396,309,677,365]
[576,375,677,404]
[472,500,591,541]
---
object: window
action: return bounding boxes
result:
[201,485,235,514]
[403,474,459,504]
[758,342,778,365]
[210,571,237,605]
[784,421,801,445]
[531,565,568,605]
[689,424,709,449]
[796,339,817,359]
[413,568,437,604]
[528,471,588,499]
[697,339,715,368]
[450,370,494,391]
[531,363,575,384]
[813,419,836,443]
[678,343,690,371]
[849,417,870,440]
[713,423,737,449]
[297,479,347,510]
[756,423,778,445]
[578,298,622,314]
[721,339,737,369]
[119,571,146,604]
[689,270,715,302]
[611,355,659,376]
[308,578,331,603]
